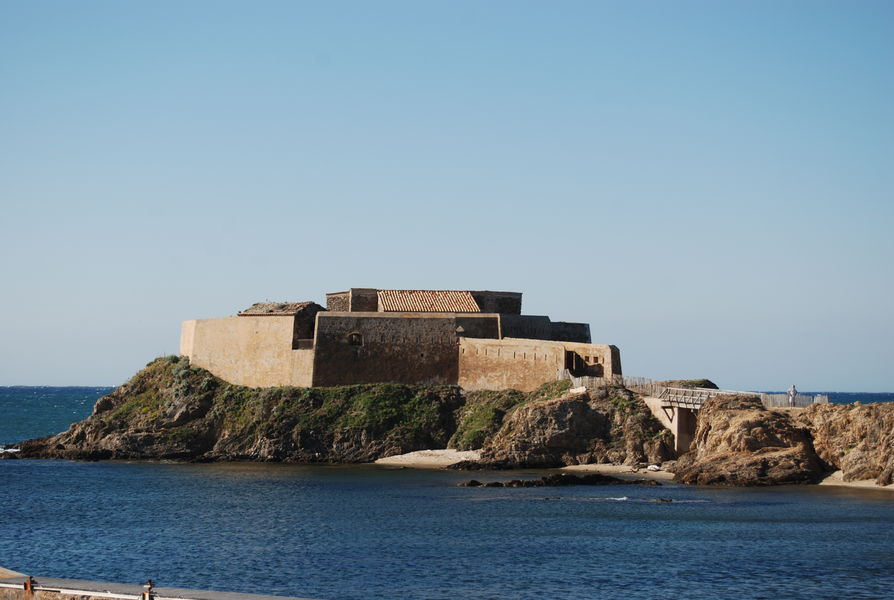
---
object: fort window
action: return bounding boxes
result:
[347,332,363,346]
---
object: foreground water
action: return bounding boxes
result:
[2,387,893,600]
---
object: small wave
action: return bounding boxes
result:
[577,496,629,501]
[0,447,21,454]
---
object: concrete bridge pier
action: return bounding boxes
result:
[669,406,696,454]
[643,397,698,455]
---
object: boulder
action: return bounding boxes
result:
[477,386,674,469]
[797,402,894,486]
[672,395,826,486]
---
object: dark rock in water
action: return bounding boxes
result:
[672,395,827,486]
[458,472,660,488]
[447,459,515,471]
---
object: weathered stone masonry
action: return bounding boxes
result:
[180,288,621,392]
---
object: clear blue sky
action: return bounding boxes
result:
[1,1,892,391]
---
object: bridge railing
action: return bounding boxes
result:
[558,371,829,409]
[760,393,829,408]
[658,387,749,408]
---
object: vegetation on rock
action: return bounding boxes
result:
[16,357,463,463]
[447,380,571,451]
[661,379,719,389]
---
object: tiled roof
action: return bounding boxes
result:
[238,301,315,316]
[377,290,481,313]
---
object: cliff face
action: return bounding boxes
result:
[797,402,894,486]
[672,396,826,486]
[476,385,675,468]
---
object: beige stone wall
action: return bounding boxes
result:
[459,338,621,392]
[179,316,313,388]
[458,337,566,392]
[179,319,196,357]
[559,341,622,378]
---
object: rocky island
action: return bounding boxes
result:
[8,356,893,489]
[9,356,670,466]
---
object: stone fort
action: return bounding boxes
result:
[180,288,621,392]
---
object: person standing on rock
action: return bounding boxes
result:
[788,384,798,407]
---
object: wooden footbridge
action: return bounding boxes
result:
[560,372,826,454]
[645,386,745,453]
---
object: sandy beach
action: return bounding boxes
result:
[818,470,894,492]
[561,462,675,483]
[374,449,481,468]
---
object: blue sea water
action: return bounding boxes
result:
[760,391,894,405]
[2,387,893,600]
[0,386,113,446]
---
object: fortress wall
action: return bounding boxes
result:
[326,291,349,311]
[549,322,591,343]
[311,313,497,387]
[455,315,500,339]
[497,315,552,340]
[470,291,522,314]
[179,320,196,357]
[559,342,622,378]
[288,349,314,387]
[497,315,591,343]
[349,288,378,312]
[292,305,324,343]
[458,338,566,392]
[180,316,313,387]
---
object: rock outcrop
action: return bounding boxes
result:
[11,357,668,467]
[14,357,463,463]
[672,395,826,486]
[475,386,675,469]
[797,402,894,486]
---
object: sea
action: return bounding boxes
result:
[1,387,893,600]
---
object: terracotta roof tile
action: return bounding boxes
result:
[238,301,315,316]
[377,290,481,313]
